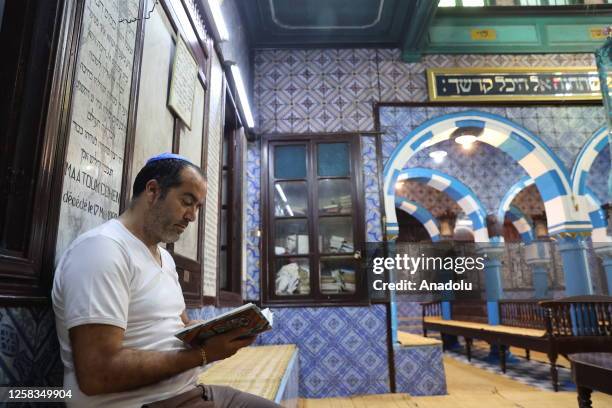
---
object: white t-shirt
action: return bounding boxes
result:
[52,219,200,408]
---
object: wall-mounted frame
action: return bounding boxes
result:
[168,35,198,129]
[427,67,608,102]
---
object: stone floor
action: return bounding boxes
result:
[297,356,612,407]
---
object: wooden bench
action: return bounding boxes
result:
[198,344,299,407]
[398,331,442,347]
[422,296,612,391]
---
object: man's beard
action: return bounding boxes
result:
[147,203,182,243]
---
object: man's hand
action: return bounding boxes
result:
[181,311,205,328]
[202,330,257,363]
[179,310,258,363]
[185,319,205,327]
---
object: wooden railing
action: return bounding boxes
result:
[499,300,547,330]
[452,300,487,323]
[421,301,441,318]
[540,296,612,337]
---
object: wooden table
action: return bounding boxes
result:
[569,353,612,408]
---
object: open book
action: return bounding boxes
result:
[175,303,273,348]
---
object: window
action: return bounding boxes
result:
[262,135,366,306]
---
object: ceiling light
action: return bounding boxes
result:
[229,64,255,128]
[285,204,294,217]
[428,150,447,163]
[455,135,477,150]
[462,0,485,6]
[275,184,287,202]
[207,0,229,42]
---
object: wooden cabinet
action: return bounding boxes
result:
[262,134,367,306]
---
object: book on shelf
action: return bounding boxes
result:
[322,203,340,213]
[175,303,273,348]
[343,282,356,292]
[297,235,309,253]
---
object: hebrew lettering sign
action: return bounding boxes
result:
[427,67,610,102]
[56,0,138,258]
[168,36,198,129]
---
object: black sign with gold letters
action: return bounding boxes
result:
[427,68,608,102]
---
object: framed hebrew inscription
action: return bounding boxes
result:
[168,35,198,128]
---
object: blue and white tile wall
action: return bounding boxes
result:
[245,140,262,301]
[394,344,447,396]
[588,145,609,204]
[186,305,236,322]
[395,297,427,335]
[248,48,609,398]
[250,49,606,300]
[361,136,383,242]
[254,305,390,398]
[513,185,546,216]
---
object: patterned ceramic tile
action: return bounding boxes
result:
[587,145,609,204]
[446,340,575,391]
[361,136,383,242]
[394,344,447,396]
[0,307,63,387]
[246,142,261,301]
[395,299,425,334]
[513,185,546,216]
[186,305,236,322]
[255,305,390,398]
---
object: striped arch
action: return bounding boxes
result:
[571,126,609,196]
[497,177,534,221]
[384,111,589,240]
[394,168,489,242]
[395,197,441,242]
[584,188,611,244]
[506,205,535,244]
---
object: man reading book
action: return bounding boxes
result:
[52,154,281,408]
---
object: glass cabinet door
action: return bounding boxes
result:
[270,143,311,297]
[315,142,358,297]
[266,137,364,305]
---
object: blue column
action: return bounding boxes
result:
[532,266,550,298]
[388,241,398,344]
[390,296,398,344]
[440,260,454,320]
[603,256,612,296]
[594,245,612,295]
[478,243,505,325]
[524,241,551,299]
[556,236,593,296]
[441,301,452,320]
